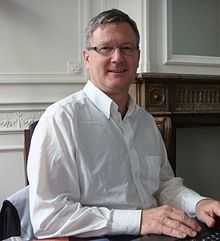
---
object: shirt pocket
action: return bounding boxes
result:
[140,155,161,193]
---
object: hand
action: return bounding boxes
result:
[32,238,69,241]
[196,198,220,227]
[140,205,201,239]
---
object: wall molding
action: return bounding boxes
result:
[162,0,220,67]
[0,109,43,131]
[0,0,90,84]
[164,54,220,67]
[0,73,86,84]
[140,0,150,72]
[0,101,51,110]
[0,145,23,152]
[0,132,23,153]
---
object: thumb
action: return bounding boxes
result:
[198,211,215,227]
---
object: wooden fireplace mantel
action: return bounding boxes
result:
[130,72,220,171]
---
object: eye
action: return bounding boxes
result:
[98,46,113,54]
[121,46,133,50]
[120,46,137,55]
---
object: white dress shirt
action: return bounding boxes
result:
[27,81,204,239]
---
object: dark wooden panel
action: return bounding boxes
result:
[133,72,220,171]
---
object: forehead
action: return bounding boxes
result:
[90,22,137,45]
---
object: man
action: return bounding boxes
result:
[27,9,220,240]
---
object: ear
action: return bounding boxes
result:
[137,49,140,63]
[136,49,141,69]
[82,49,90,68]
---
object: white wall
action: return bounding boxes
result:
[0,0,147,205]
[149,0,220,74]
[0,0,88,204]
[1,0,220,205]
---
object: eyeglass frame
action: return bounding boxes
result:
[86,45,139,57]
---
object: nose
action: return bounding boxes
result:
[111,48,125,62]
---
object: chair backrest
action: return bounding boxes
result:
[153,115,174,172]
[24,121,39,185]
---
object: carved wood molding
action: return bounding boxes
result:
[175,85,220,112]
[147,84,168,111]
[137,72,220,114]
[135,72,220,169]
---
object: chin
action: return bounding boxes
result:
[109,76,128,83]
[107,81,130,93]
[109,74,129,81]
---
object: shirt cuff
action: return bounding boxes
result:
[180,189,206,217]
[110,209,142,235]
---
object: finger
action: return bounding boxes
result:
[160,216,197,238]
[169,207,201,231]
[166,218,197,237]
[158,222,189,239]
[154,221,184,238]
[196,200,220,227]
[210,201,220,218]
[198,211,216,227]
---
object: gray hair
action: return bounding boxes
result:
[85,9,140,48]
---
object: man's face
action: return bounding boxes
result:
[83,22,140,96]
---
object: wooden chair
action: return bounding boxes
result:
[153,115,175,172]
[24,120,39,185]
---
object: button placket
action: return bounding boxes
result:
[122,121,147,206]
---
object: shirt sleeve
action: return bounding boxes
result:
[155,129,205,216]
[27,111,142,239]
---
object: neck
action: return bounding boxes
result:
[110,93,129,118]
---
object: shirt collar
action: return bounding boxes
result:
[83,80,136,119]
[83,81,112,119]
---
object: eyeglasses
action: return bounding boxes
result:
[87,45,139,57]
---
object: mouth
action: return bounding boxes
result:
[108,68,127,74]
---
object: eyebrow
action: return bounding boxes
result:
[93,41,136,46]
